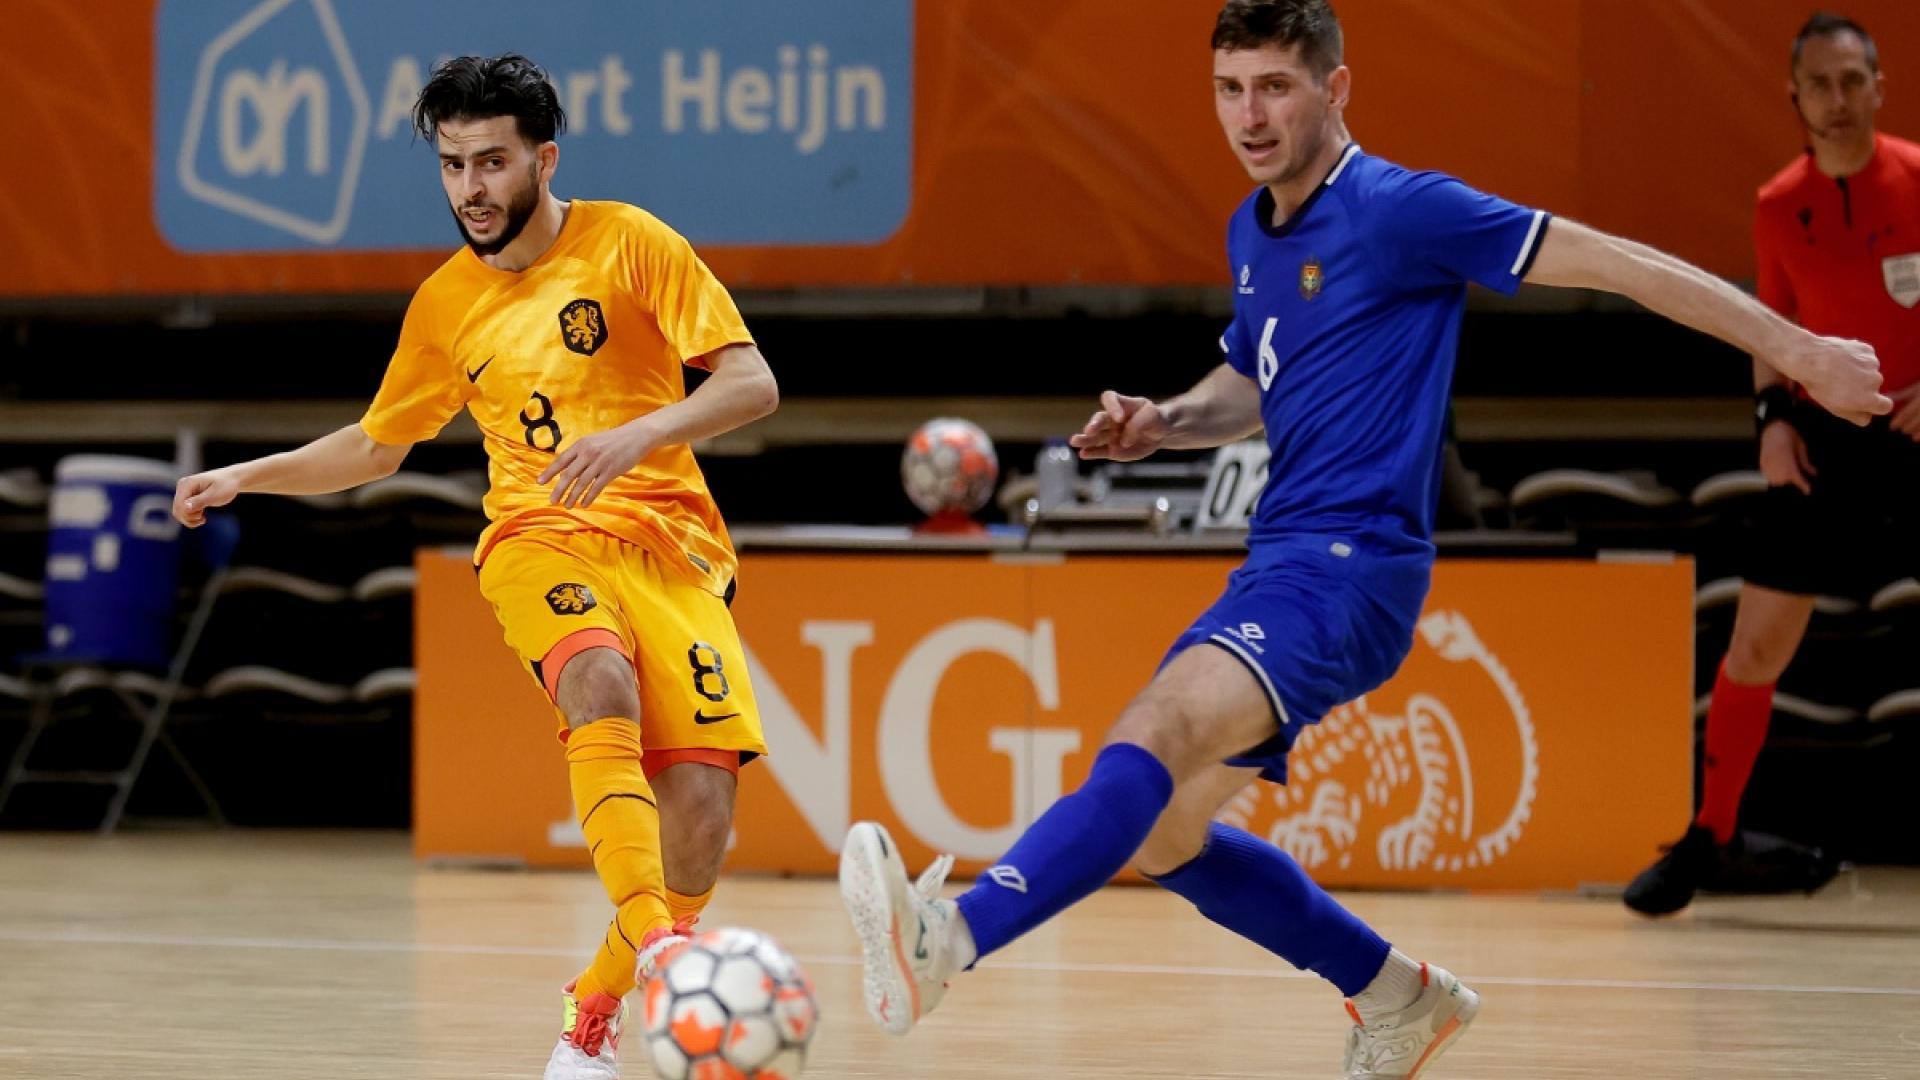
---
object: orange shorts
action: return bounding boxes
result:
[475,528,766,771]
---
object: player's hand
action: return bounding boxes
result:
[173,469,240,528]
[1777,333,1891,426]
[1068,390,1169,462]
[539,423,656,509]
[1888,383,1920,442]
[1757,421,1816,496]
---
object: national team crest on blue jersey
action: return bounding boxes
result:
[1298,257,1324,300]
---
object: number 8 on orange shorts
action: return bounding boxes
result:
[476,527,766,774]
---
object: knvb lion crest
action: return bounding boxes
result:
[545,582,598,616]
[1219,610,1540,877]
[558,298,608,356]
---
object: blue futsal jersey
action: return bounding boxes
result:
[947,149,1559,974]
[1219,143,1549,557]
[1172,145,1549,779]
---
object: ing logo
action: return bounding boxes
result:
[169,0,370,244]
[1219,610,1541,877]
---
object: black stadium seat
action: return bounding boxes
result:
[1688,469,1769,515]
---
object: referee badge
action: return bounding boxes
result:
[1299,256,1324,301]
[1885,253,1920,309]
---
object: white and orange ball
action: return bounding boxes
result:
[640,927,818,1080]
[901,417,999,517]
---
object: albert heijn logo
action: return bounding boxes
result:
[168,0,370,246]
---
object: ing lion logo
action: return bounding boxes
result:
[558,298,608,356]
[1219,610,1540,877]
[545,582,598,616]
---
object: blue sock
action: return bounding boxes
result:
[1150,822,1389,997]
[955,743,1173,960]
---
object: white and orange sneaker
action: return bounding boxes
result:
[1340,963,1480,1079]
[543,981,626,1080]
[543,917,696,1080]
[839,821,961,1035]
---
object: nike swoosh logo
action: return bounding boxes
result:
[693,709,740,725]
[465,355,494,383]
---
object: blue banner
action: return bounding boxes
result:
[155,0,913,252]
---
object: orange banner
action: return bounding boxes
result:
[415,550,1693,891]
[9,1,1920,296]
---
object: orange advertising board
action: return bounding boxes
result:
[9,1,1920,296]
[415,549,1693,891]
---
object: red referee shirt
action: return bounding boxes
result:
[1755,132,1920,393]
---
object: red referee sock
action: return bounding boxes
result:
[1694,660,1776,845]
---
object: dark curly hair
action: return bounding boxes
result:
[411,53,567,145]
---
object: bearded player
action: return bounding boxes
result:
[171,55,775,1080]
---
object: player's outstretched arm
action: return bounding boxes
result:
[541,343,778,508]
[1523,218,1891,425]
[172,423,411,528]
[1068,363,1261,462]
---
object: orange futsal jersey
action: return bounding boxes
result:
[360,201,753,591]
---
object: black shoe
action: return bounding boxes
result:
[1703,829,1840,896]
[1623,825,1717,917]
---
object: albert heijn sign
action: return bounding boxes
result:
[154,0,912,251]
[413,551,1692,891]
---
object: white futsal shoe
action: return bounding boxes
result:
[1341,962,1480,1078]
[542,983,625,1080]
[839,820,962,1035]
[541,916,693,1080]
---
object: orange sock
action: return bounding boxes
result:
[566,716,672,1000]
[666,883,716,926]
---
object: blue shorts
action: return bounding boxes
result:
[1159,534,1431,784]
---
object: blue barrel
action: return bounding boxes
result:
[45,455,183,669]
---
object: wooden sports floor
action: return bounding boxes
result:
[1,832,1916,1079]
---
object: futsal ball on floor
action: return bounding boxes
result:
[901,417,998,517]
[640,927,818,1080]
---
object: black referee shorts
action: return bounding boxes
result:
[1742,400,1920,599]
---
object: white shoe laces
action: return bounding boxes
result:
[1344,1023,1369,1073]
[914,853,955,901]
[910,853,958,979]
